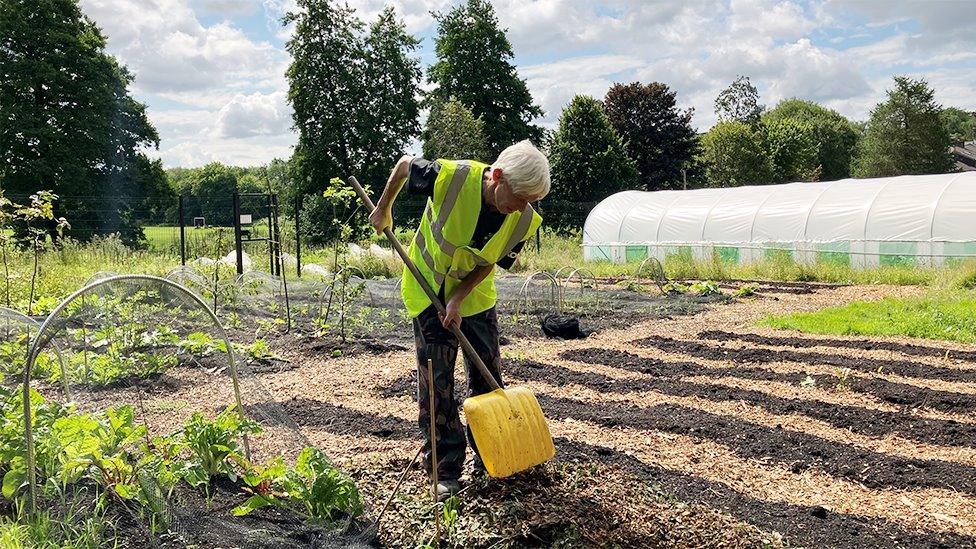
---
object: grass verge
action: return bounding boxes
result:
[759,293,976,343]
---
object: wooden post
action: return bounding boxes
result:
[295,193,302,277]
[178,195,186,266]
[232,192,243,275]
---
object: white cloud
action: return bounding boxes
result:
[79,0,976,166]
[81,0,287,95]
[215,91,292,138]
[193,0,260,16]
[521,54,646,121]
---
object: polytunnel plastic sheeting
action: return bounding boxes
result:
[582,172,976,264]
[751,182,828,242]
[657,189,725,243]
[925,173,975,241]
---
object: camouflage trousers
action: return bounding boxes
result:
[413,305,504,481]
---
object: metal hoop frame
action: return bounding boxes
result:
[21,275,246,513]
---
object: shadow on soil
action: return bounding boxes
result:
[701,329,976,362]
[557,438,975,549]
[536,390,976,496]
[559,348,976,445]
[633,334,976,384]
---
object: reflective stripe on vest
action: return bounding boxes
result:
[424,163,470,255]
[402,158,543,318]
[413,230,445,286]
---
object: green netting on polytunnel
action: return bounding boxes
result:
[19,275,370,548]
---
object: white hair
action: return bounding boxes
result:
[493,140,551,199]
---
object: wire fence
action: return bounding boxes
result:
[8,192,596,267]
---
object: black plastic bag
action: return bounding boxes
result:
[540,313,589,339]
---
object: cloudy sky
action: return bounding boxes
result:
[79,0,976,168]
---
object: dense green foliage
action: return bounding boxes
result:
[763,118,820,182]
[548,96,638,207]
[285,2,421,199]
[233,447,363,524]
[0,378,362,544]
[764,99,859,180]
[603,82,699,191]
[852,76,955,178]
[421,97,492,162]
[714,76,764,125]
[428,0,543,155]
[0,0,166,245]
[700,121,772,186]
[940,107,976,143]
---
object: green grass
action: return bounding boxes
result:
[758,293,976,343]
[0,509,112,549]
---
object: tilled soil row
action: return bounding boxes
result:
[633,335,976,384]
[701,329,976,362]
[558,348,976,447]
[557,438,975,549]
[289,373,976,547]
[386,364,976,500]
[568,345,976,414]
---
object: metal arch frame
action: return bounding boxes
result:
[635,257,666,292]
[562,268,595,300]
[21,275,247,513]
[517,271,562,315]
[0,307,71,400]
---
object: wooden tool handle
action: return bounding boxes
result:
[348,176,501,391]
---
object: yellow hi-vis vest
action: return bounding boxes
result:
[401,159,543,318]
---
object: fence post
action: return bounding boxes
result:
[233,192,243,275]
[295,193,302,277]
[178,195,186,266]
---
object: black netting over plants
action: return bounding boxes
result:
[16,275,371,548]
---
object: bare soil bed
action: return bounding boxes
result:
[70,279,976,548]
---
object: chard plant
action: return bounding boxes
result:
[232,447,362,525]
[176,405,260,489]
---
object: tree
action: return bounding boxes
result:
[548,95,638,206]
[603,82,699,191]
[852,76,955,178]
[700,121,772,187]
[286,2,421,241]
[763,118,820,183]
[0,0,161,244]
[359,7,422,185]
[428,0,543,156]
[715,76,764,125]
[421,97,491,161]
[764,99,859,180]
[940,107,976,144]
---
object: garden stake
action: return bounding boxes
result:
[349,176,556,478]
[427,358,442,548]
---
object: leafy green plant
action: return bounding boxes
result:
[688,280,721,297]
[734,284,759,297]
[233,447,362,524]
[833,368,852,391]
[177,405,260,488]
[661,281,688,296]
[17,191,70,315]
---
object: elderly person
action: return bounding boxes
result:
[369,140,550,499]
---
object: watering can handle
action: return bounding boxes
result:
[348,176,501,392]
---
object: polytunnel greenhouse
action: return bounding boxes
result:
[582,172,976,268]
